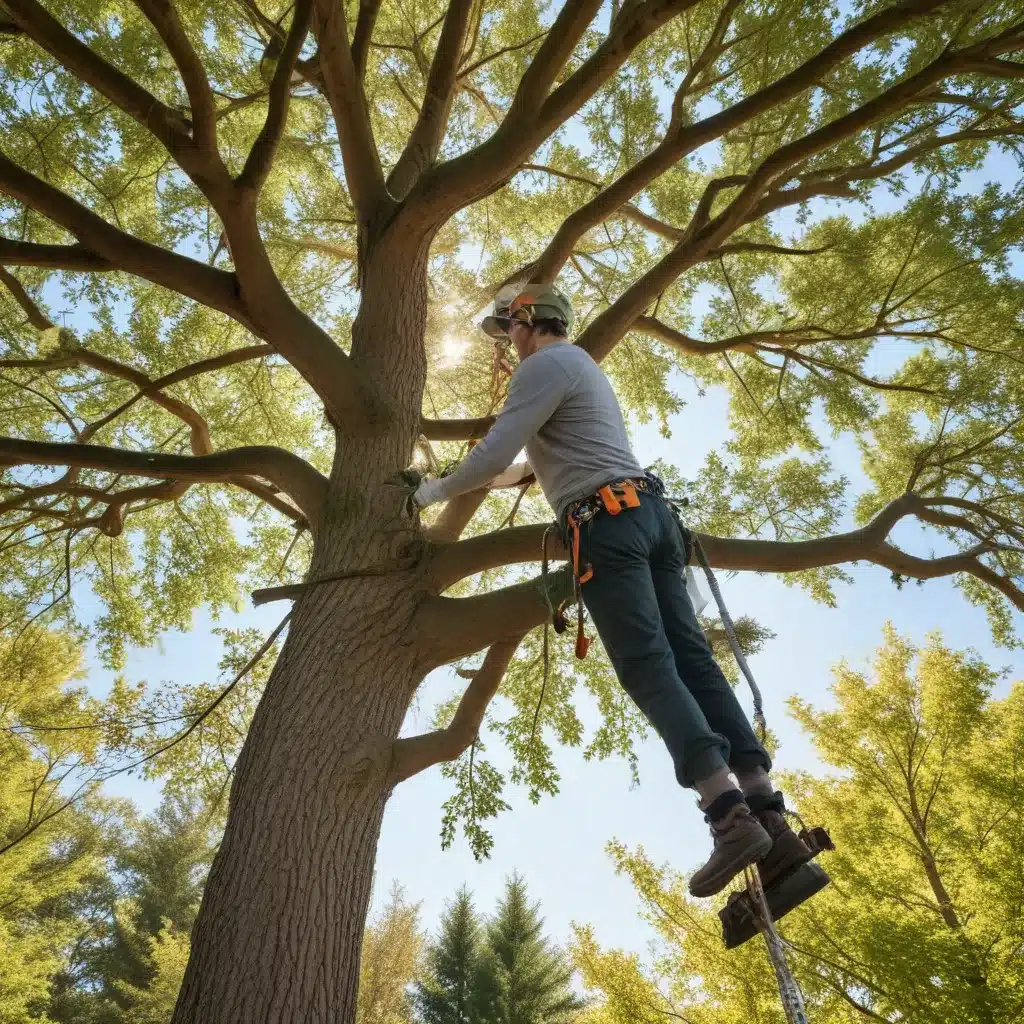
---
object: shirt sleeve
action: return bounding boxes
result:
[432,349,572,501]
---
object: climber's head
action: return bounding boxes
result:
[479,285,574,361]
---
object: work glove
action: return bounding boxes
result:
[412,476,445,508]
[384,468,423,518]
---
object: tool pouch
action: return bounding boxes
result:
[597,480,641,514]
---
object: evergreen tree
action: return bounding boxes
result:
[486,876,582,1024]
[415,888,494,1024]
[46,794,219,1024]
[95,795,216,1019]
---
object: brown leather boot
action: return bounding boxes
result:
[745,790,812,890]
[689,796,773,898]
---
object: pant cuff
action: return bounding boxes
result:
[683,746,729,789]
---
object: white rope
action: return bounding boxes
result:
[691,532,810,1021]
[745,866,810,1024]
[691,536,767,739]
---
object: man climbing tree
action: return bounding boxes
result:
[410,286,815,907]
[0,0,1022,1021]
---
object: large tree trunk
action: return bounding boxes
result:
[173,242,433,1024]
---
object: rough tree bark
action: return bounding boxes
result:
[173,237,435,1024]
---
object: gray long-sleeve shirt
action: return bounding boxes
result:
[426,341,644,519]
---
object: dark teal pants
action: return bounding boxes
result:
[575,493,770,788]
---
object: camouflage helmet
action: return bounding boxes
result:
[479,284,574,339]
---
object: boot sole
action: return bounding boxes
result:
[719,862,830,949]
[688,830,773,898]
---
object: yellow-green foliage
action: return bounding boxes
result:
[574,627,1024,1024]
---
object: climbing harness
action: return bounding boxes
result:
[559,476,659,659]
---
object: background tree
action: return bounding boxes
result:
[485,875,582,1024]
[359,882,426,1024]
[415,887,495,1024]
[89,796,219,1022]
[0,0,1022,1020]
[0,627,123,1024]
[572,626,1024,1024]
[40,794,219,1024]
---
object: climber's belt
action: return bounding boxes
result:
[558,477,656,660]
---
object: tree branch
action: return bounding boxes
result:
[0,150,245,321]
[420,415,494,440]
[711,241,834,258]
[528,0,953,283]
[518,163,684,240]
[415,567,573,667]
[238,0,314,195]
[388,0,476,200]
[0,438,327,527]
[0,238,114,272]
[460,31,548,78]
[409,0,694,222]
[0,266,50,329]
[79,344,275,437]
[429,524,567,593]
[426,492,1023,612]
[311,0,388,222]
[133,0,218,151]
[0,154,384,433]
[1,0,218,184]
[423,487,491,544]
[351,0,382,78]
[576,25,1007,363]
[389,633,525,783]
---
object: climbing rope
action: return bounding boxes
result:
[745,864,810,1024]
[690,535,809,1021]
[690,535,768,742]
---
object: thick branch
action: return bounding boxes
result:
[420,415,494,440]
[577,27,1006,362]
[351,0,382,78]
[0,438,327,526]
[238,0,313,195]
[0,238,114,272]
[529,0,953,283]
[2,0,203,169]
[133,0,218,151]
[427,493,1023,611]
[387,0,476,200]
[416,567,573,666]
[0,247,316,499]
[430,524,567,593]
[389,633,525,783]
[311,0,388,220]
[410,0,693,222]
[424,487,490,544]
[0,151,245,321]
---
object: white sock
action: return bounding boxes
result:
[735,766,774,798]
[695,766,741,809]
